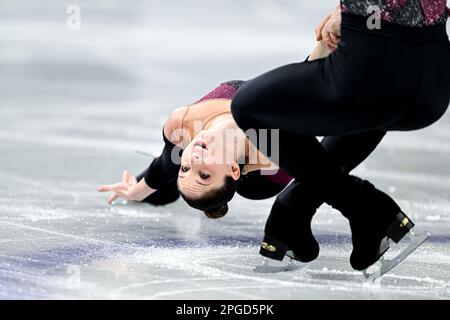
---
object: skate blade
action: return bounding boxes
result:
[254,251,305,273]
[135,150,156,159]
[363,230,430,281]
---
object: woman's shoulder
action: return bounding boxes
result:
[164,106,189,144]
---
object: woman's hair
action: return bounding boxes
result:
[179,176,237,219]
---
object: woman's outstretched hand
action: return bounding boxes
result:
[97,170,154,204]
[315,5,342,51]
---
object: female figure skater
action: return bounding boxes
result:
[98,39,382,221]
[230,1,450,276]
[100,85,380,211]
[98,80,288,216]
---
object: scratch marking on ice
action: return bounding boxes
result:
[0,170,80,203]
[0,220,126,248]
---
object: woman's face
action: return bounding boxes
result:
[177,133,240,199]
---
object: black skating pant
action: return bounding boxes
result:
[231,13,450,211]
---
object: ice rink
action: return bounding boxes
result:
[1,0,450,299]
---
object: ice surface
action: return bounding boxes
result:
[1,0,450,299]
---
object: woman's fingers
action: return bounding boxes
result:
[98,170,136,204]
[122,170,130,184]
[315,14,331,41]
[127,172,136,185]
[97,183,123,192]
[322,26,331,44]
[330,32,340,43]
[98,169,133,192]
[328,39,339,49]
[322,31,339,50]
[326,41,338,50]
[107,192,120,205]
[322,32,333,48]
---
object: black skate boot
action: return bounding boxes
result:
[328,175,428,275]
[257,182,321,272]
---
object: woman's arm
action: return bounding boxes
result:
[143,106,187,189]
[143,130,183,190]
[97,108,186,204]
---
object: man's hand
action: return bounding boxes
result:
[98,170,153,204]
[315,5,342,51]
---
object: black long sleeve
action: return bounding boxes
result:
[144,130,183,190]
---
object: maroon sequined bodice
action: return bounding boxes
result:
[341,0,449,26]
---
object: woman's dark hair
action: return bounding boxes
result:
[179,175,237,219]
